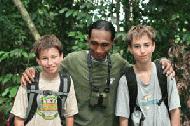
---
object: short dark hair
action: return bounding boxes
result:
[88,20,115,41]
[32,34,63,58]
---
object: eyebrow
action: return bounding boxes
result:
[90,40,110,43]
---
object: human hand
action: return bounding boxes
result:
[20,67,35,86]
[160,58,175,78]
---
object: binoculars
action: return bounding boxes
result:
[89,86,109,109]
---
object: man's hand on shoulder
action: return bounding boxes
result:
[160,58,175,78]
[21,67,35,86]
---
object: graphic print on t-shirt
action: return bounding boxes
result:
[139,94,160,111]
[36,95,58,120]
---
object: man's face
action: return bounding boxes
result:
[36,47,63,77]
[88,29,113,60]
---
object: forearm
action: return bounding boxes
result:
[14,116,24,126]
[66,116,74,126]
[119,117,128,126]
[170,108,180,126]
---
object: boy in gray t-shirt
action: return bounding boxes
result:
[115,25,180,126]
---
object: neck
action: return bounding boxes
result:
[134,62,153,85]
[134,61,152,73]
[89,50,108,62]
[41,72,59,80]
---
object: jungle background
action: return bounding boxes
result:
[0,0,190,125]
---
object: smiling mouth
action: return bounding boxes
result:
[47,67,55,70]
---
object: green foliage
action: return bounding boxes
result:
[1,85,18,98]
[0,0,189,124]
[0,73,20,120]
[68,31,88,51]
[0,49,35,62]
[0,74,19,86]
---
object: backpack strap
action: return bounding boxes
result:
[24,71,40,125]
[125,66,138,115]
[155,61,169,111]
[125,66,145,125]
[57,69,71,126]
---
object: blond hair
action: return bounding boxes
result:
[126,25,156,46]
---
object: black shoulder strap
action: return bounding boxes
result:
[57,69,71,126]
[155,61,169,111]
[24,71,40,125]
[125,66,138,114]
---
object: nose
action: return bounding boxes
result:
[96,45,104,53]
[47,59,53,65]
[140,46,145,53]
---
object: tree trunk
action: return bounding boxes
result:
[128,0,133,22]
[116,0,120,32]
[12,0,40,41]
[122,0,132,32]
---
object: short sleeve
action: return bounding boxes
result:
[115,75,130,118]
[63,77,78,117]
[167,77,181,111]
[10,86,28,119]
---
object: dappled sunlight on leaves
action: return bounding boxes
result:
[168,44,190,125]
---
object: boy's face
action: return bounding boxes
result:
[88,29,113,60]
[36,47,63,76]
[128,34,155,64]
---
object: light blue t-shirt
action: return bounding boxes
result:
[115,62,180,126]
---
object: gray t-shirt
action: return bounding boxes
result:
[115,62,180,126]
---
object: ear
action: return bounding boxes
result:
[36,58,40,65]
[60,53,64,61]
[128,46,133,54]
[87,36,90,43]
[152,42,155,52]
[112,38,115,44]
[87,36,91,47]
